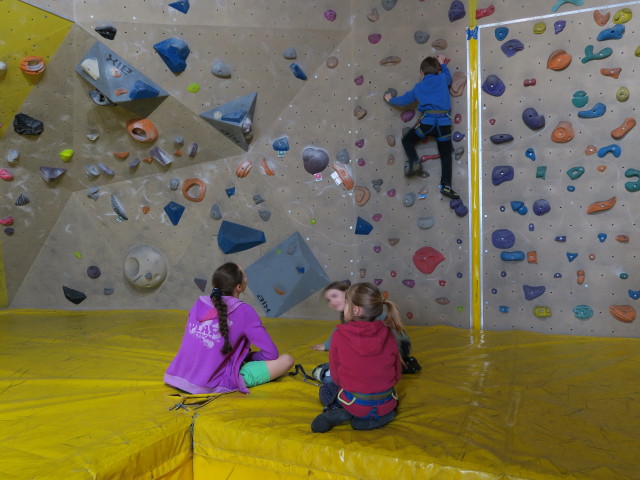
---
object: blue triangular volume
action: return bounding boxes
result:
[217,221,266,254]
[200,92,257,151]
[169,0,190,14]
[164,201,186,225]
[355,216,373,235]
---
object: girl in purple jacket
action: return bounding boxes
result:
[164,263,294,394]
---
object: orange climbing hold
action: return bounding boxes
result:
[354,186,371,206]
[601,67,622,79]
[547,49,572,71]
[615,235,630,243]
[126,118,159,143]
[609,304,636,323]
[235,159,253,178]
[587,196,616,214]
[332,162,354,190]
[577,270,585,285]
[585,145,597,155]
[273,286,286,296]
[527,251,537,264]
[141,206,150,214]
[594,10,610,26]
[597,165,607,172]
[611,118,636,139]
[114,88,128,96]
[551,121,574,143]
[182,178,207,202]
[20,56,45,75]
[261,158,276,176]
[113,151,129,159]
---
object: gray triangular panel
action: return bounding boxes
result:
[199,92,257,151]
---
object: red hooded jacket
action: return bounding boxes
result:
[329,319,401,417]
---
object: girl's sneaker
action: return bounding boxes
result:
[440,185,460,199]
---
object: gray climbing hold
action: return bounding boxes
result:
[111,194,128,220]
[372,179,383,193]
[63,286,87,305]
[283,47,297,60]
[174,135,184,145]
[302,146,330,174]
[194,278,207,292]
[104,288,115,295]
[381,0,398,11]
[403,192,416,207]
[129,157,140,169]
[188,142,198,157]
[150,146,173,166]
[6,150,19,165]
[15,193,30,206]
[417,217,436,229]
[89,90,116,106]
[87,266,101,279]
[210,203,222,220]
[97,163,115,176]
[211,60,232,78]
[259,209,271,221]
[87,186,100,200]
[336,148,350,164]
[169,178,180,190]
[454,147,465,160]
[39,166,66,182]
[13,113,44,136]
[253,194,265,204]
[414,30,430,44]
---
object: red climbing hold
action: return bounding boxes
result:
[413,246,445,274]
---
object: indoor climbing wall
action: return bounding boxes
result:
[0,0,472,326]
[479,1,640,337]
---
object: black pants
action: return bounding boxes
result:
[401,123,453,187]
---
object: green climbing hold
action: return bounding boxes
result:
[620,273,629,279]
[566,166,585,180]
[74,251,82,259]
[624,169,640,192]
[536,166,547,179]
[187,83,200,93]
[456,306,464,312]
[59,149,74,162]
[616,86,629,102]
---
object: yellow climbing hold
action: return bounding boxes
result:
[74,251,82,259]
[616,86,630,102]
[533,22,546,34]
[613,8,632,24]
[187,83,200,93]
[635,46,640,57]
[533,306,552,318]
[59,149,74,162]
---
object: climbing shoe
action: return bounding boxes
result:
[440,185,460,200]
[311,406,353,433]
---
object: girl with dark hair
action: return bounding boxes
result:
[164,262,294,394]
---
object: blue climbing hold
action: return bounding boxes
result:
[491,229,516,249]
[492,165,514,186]
[355,216,373,235]
[523,285,545,300]
[582,45,613,63]
[129,80,161,100]
[567,185,576,192]
[500,251,526,261]
[551,0,583,12]
[554,272,562,278]
[578,103,606,119]
[225,187,236,198]
[296,266,305,274]
[597,144,622,158]
[272,137,290,151]
[598,233,607,242]
[448,0,466,22]
[499,306,510,313]
[525,148,536,160]
[501,39,524,57]
[453,131,465,142]
[164,201,186,226]
[217,221,266,254]
[490,134,514,144]
[221,109,247,123]
[529,223,535,232]
[532,199,551,216]
[566,252,578,262]
[495,27,508,41]
[597,24,625,41]
[629,289,640,300]
[555,235,566,242]
[510,201,528,215]
[169,0,190,13]
[573,304,593,319]
[290,63,307,80]
[153,37,190,73]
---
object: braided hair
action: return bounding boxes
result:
[210,262,245,354]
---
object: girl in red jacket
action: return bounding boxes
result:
[311,282,403,433]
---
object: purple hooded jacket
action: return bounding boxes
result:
[164,295,279,394]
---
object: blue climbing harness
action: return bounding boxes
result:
[415,109,452,141]
[338,388,397,419]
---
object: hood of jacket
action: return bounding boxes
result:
[194,295,244,323]
[335,320,389,356]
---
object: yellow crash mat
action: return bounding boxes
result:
[193,320,640,480]
[0,309,193,480]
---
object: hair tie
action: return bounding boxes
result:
[211,287,222,298]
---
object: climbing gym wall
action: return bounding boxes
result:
[479,1,640,337]
[0,0,472,325]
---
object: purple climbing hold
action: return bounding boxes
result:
[501,39,525,57]
[368,34,382,44]
[401,110,416,123]
[302,147,329,174]
[153,37,190,73]
[490,134,514,144]
[374,279,383,286]
[491,229,516,249]
[554,20,566,34]
[453,131,465,142]
[355,138,365,148]
[374,246,382,253]
[482,75,506,96]
[532,199,551,215]
[39,166,66,182]
[402,279,416,288]
[372,213,382,222]
[522,108,545,130]
[448,0,466,22]
[454,204,468,217]
[523,285,545,301]
[87,266,101,279]
[492,165,514,186]
[324,9,336,21]
[194,278,207,292]
[354,75,364,86]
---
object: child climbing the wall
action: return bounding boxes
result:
[311,282,404,433]
[384,54,460,200]
[164,262,294,394]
